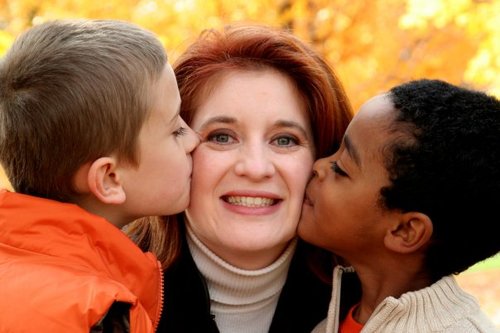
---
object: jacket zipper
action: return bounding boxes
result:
[153,261,164,331]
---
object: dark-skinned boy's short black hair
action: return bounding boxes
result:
[379,79,500,282]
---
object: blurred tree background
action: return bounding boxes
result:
[0,0,499,188]
[1,0,498,110]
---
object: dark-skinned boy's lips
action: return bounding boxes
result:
[303,192,313,206]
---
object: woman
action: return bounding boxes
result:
[129,24,353,333]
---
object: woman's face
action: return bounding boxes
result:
[186,69,314,269]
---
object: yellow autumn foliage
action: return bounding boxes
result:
[1,0,498,108]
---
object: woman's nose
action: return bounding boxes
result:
[233,144,275,180]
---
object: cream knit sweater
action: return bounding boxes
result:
[313,266,499,333]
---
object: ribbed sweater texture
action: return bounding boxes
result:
[313,266,498,333]
[187,226,295,333]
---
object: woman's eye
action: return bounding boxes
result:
[331,161,348,177]
[174,127,187,137]
[206,132,235,144]
[272,135,298,147]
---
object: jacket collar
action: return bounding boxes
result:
[0,190,162,325]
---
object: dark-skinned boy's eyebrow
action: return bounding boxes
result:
[344,134,361,167]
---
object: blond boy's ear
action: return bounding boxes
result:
[384,212,433,254]
[73,157,126,204]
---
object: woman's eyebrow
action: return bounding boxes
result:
[197,116,236,130]
[274,120,309,138]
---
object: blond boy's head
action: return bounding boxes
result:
[0,19,166,201]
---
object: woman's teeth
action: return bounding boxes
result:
[225,196,275,207]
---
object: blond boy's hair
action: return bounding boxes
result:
[0,19,166,201]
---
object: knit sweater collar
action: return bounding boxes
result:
[321,266,490,333]
[186,225,296,308]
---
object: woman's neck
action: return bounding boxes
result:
[185,223,294,270]
[187,227,297,333]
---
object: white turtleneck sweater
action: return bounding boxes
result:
[186,226,296,333]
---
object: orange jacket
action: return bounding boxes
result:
[0,191,163,332]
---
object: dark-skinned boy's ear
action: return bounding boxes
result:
[384,212,433,254]
[86,157,126,205]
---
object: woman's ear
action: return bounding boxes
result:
[86,157,126,205]
[384,212,433,254]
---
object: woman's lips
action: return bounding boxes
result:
[220,191,282,215]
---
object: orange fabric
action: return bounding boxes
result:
[0,191,163,333]
[339,304,364,333]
